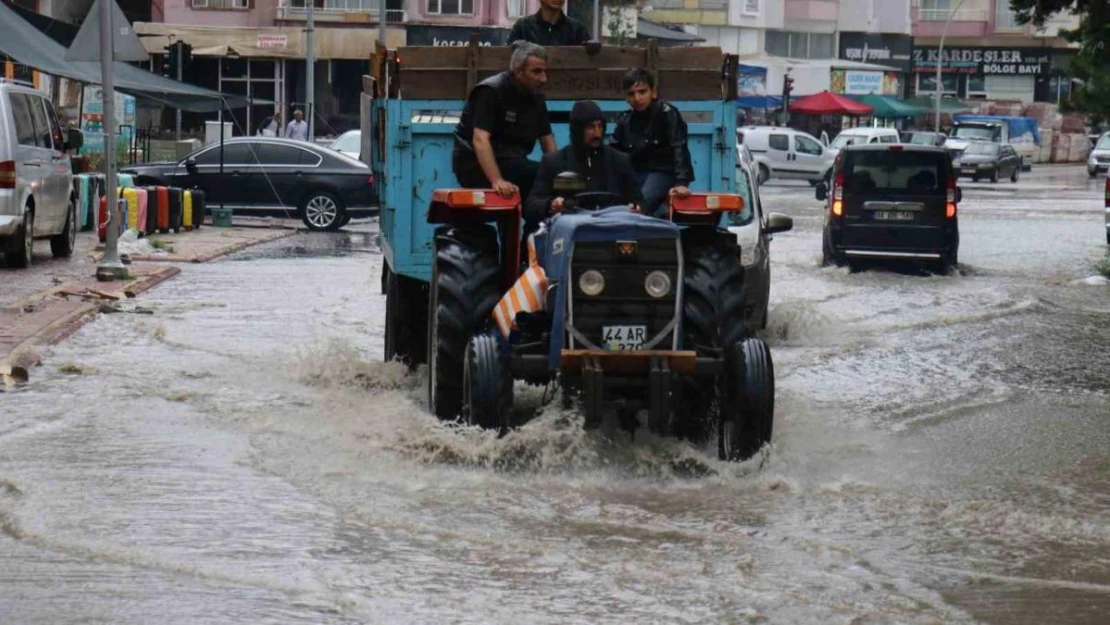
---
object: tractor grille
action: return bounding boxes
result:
[567,239,681,350]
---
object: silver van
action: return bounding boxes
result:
[738,126,835,185]
[0,81,80,268]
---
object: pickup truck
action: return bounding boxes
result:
[945,115,1040,171]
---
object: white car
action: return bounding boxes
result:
[329,130,361,161]
[1088,132,1110,178]
[739,126,835,185]
[826,127,900,160]
[0,80,81,268]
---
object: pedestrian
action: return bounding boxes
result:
[257,110,282,137]
[285,109,308,141]
[508,0,591,46]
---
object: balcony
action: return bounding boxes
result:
[917,8,988,22]
[912,6,989,38]
[784,0,837,22]
[276,0,407,24]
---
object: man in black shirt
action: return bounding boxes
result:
[509,0,591,46]
[525,100,642,225]
[453,41,558,201]
[610,68,695,218]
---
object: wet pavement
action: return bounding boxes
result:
[0,166,1108,624]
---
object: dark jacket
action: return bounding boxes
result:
[611,100,695,185]
[453,72,551,176]
[508,10,591,46]
[524,145,642,224]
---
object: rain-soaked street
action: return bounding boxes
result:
[1,166,1108,624]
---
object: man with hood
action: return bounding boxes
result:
[525,100,642,231]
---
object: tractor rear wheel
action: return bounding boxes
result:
[427,226,502,420]
[719,338,775,462]
[384,265,428,368]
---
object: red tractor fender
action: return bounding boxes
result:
[667,191,744,225]
[427,188,523,287]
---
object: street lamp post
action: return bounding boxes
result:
[96,0,126,282]
[935,0,969,134]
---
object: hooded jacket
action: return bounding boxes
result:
[610,99,695,185]
[524,101,643,224]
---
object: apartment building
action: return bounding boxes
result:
[910,0,1079,103]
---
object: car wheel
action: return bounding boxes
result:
[990,168,999,183]
[1011,166,1019,183]
[300,191,346,231]
[1089,168,1098,178]
[758,164,770,185]
[5,209,33,268]
[50,199,77,258]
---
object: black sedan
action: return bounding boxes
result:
[122,137,376,231]
[953,141,1020,183]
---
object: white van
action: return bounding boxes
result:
[826,127,901,159]
[0,81,80,268]
[739,126,835,185]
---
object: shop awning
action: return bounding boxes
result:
[849,94,922,118]
[737,95,782,109]
[904,95,974,114]
[0,1,255,112]
[637,19,705,43]
[790,91,873,116]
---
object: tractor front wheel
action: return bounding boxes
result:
[718,338,775,462]
[427,226,502,420]
[463,335,511,430]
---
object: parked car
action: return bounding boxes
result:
[954,141,1020,183]
[1104,174,1110,245]
[735,138,754,171]
[727,150,793,329]
[122,137,375,231]
[0,80,82,268]
[827,127,901,160]
[740,126,835,185]
[329,130,361,161]
[902,130,947,147]
[1087,132,1110,178]
[816,144,961,272]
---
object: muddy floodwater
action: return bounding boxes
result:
[1,171,1108,624]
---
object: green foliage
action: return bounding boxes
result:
[1095,253,1110,278]
[1011,1,1110,120]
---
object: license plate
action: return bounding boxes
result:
[873,210,914,221]
[602,325,647,351]
[962,167,977,174]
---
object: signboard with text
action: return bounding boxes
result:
[405,25,511,47]
[912,47,1051,75]
[839,33,913,73]
[830,70,900,96]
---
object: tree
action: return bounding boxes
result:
[1011,0,1110,122]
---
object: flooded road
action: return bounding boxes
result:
[1,169,1108,624]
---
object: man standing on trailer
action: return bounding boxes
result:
[611,68,695,218]
[452,41,558,210]
[508,0,591,46]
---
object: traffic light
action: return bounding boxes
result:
[162,44,175,79]
[783,74,795,109]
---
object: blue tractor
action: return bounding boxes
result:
[366,42,774,460]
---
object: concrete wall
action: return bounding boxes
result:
[837,0,911,34]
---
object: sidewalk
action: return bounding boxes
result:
[1,225,295,383]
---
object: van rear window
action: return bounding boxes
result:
[843,151,947,195]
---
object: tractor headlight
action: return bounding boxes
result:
[579,269,606,296]
[644,271,672,298]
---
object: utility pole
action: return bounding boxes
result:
[96,0,126,282]
[935,0,968,134]
[379,0,388,52]
[175,40,183,141]
[305,0,315,141]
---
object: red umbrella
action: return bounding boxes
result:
[790,91,873,115]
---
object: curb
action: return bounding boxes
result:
[125,229,298,264]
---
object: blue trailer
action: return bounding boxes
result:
[361,44,777,459]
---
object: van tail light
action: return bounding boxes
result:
[366,175,374,185]
[1104,176,1109,208]
[831,170,844,217]
[946,172,957,218]
[0,161,14,189]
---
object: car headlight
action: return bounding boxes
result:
[644,271,672,298]
[579,269,605,296]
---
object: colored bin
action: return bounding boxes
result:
[97,197,128,243]
[144,186,159,234]
[122,188,139,231]
[168,187,184,233]
[182,190,193,229]
[190,188,205,228]
[117,172,135,188]
[155,186,170,232]
[134,188,149,236]
[75,175,92,231]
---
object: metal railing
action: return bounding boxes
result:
[192,0,250,8]
[918,8,988,21]
[277,0,406,21]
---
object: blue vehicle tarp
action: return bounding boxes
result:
[737,95,782,109]
[536,206,681,370]
[952,114,1042,146]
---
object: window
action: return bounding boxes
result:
[795,135,822,155]
[727,168,755,226]
[192,143,259,165]
[768,134,789,151]
[191,0,250,8]
[27,96,52,150]
[844,151,947,195]
[809,34,833,59]
[259,143,313,165]
[44,100,64,150]
[995,3,1020,29]
[11,94,36,147]
[967,74,986,93]
[426,0,473,15]
[765,31,834,59]
[507,0,525,18]
[764,31,788,57]
[917,73,958,94]
[879,134,898,144]
[742,0,759,15]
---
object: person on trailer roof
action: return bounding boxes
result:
[610,68,695,218]
[452,41,558,204]
[508,0,591,46]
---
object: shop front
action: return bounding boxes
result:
[838,33,913,98]
[911,46,1065,103]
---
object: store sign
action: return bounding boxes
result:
[839,33,913,73]
[257,34,288,50]
[912,47,1051,75]
[406,25,510,47]
[844,71,883,94]
[737,64,767,97]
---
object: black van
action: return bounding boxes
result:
[816,145,961,271]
